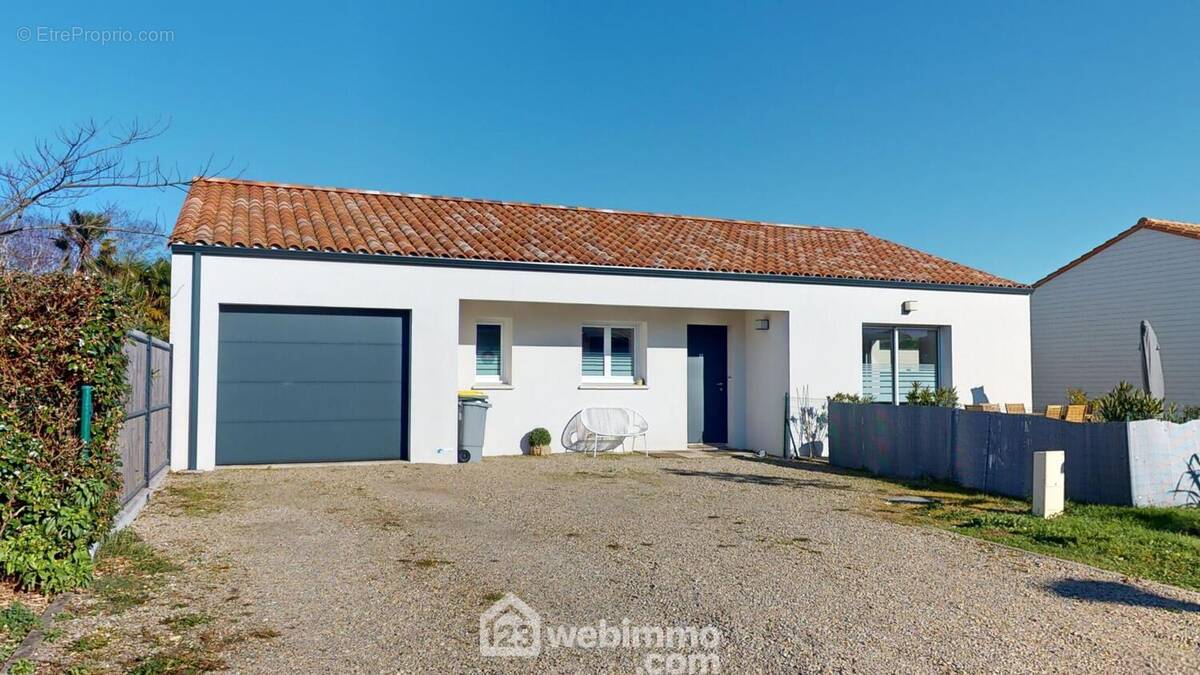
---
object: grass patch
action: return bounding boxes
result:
[68,629,112,653]
[162,612,213,631]
[91,529,180,612]
[482,592,505,605]
[0,602,40,660]
[871,478,1200,591]
[161,479,232,517]
[127,645,226,675]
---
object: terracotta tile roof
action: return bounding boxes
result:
[1034,217,1200,287]
[170,177,1024,289]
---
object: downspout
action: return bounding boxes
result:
[187,251,201,470]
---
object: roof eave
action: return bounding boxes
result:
[170,242,1032,295]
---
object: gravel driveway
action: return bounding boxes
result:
[39,452,1200,672]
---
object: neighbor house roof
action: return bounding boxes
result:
[1034,217,1200,287]
[169,177,1023,289]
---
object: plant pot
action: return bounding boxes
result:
[530,445,551,457]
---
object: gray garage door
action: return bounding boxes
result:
[216,306,409,464]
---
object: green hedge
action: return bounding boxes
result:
[0,273,130,592]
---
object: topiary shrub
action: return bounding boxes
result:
[1091,381,1164,422]
[0,272,130,592]
[905,382,959,407]
[528,427,552,456]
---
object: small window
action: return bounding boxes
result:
[581,325,636,382]
[476,323,502,382]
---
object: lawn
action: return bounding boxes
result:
[866,475,1200,592]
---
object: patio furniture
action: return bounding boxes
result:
[964,403,1001,412]
[1044,404,1064,419]
[1065,404,1087,423]
[570,408,650,457]
[1005,403,1026,414]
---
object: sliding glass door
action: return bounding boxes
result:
[862,326,941,403]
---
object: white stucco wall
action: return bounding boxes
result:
[457,301,752,454]
[1032,229,1200,408]
[169,252,1032,469]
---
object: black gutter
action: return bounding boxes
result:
[187,251,201,470]
[170,244,1032,295]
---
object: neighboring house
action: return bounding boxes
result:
[168,177,1031,469]
[1032,218,1200,409]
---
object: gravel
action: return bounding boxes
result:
[49,453,1200,672]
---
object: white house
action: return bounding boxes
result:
[1032,217,1200,409]
[168,177,1031,469]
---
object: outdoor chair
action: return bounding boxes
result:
[570,408,650,457]
[965,403,1001,412]
[1065,404,1087,423]
[1044,405,1064,419]
[1005,403,1026,414]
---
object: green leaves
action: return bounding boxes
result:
[528,427,552,447]
[1092,381,1164,422]
[905,382,959,407]
[0,272,132,592]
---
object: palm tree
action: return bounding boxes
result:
[53,210,112,273]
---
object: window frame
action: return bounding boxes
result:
[473,319,512,386]
[580,324,637,384]
[862,324,943,405]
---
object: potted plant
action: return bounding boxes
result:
[528,427,552,456]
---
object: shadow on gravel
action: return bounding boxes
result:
[731,454,858,477]
[660,467,851,491]
[1046,579,1200,613]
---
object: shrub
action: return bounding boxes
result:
[1091,381,1164,422]
[1163,403,1200,424]
[829,393,874,404]
[905,382,959,407]
[1066,388,1090,406]
[0,272,130,592]
[528,428,551,448]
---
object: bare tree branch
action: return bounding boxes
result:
[0,118,230,233]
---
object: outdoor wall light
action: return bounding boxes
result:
[754,318,770,330]
[901,301,918,315]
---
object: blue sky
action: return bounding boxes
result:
[3,1,1199,283]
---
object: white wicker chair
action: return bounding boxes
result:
[562,408,650,457]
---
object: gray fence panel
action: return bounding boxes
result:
[118,419,145,501]
[986,414,1033,498]
[118,332,172,505]
[828,404,1139,506]
[862,404,898,476]
[1071,423,1130,505]
[828,402,864,470]
[952,410,991,491]
[912,406,954,481]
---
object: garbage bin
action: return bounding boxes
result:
[457,390,491,463]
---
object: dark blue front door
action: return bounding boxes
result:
[687,325,728,444]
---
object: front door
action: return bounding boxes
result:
[687,325,728,444]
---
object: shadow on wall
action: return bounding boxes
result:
[1171,454,1200,506]
[1044,579,1200,613]
[970,386,989,405]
